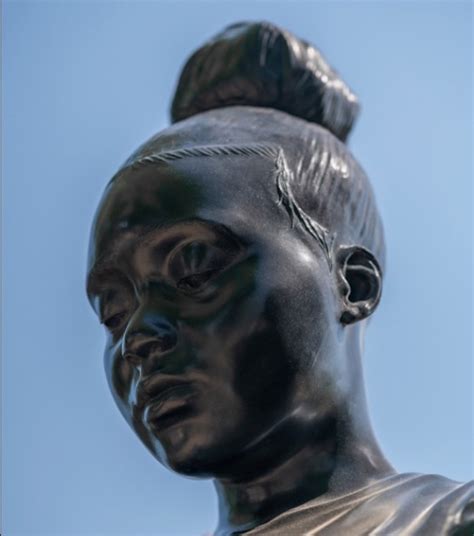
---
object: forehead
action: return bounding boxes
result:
[88,154,284,269]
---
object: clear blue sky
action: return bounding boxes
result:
[2,2,472,535]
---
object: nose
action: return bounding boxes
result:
[121,310,178,366]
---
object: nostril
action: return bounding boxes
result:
[142,333,177,355]
[141,340,163,356]
[122,332,178,365]
[158,332,177,352]
[122,315,178,361]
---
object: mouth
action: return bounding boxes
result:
[138,380,196,431]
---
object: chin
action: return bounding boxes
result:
[148,420,223,478]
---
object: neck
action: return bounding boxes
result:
[213,328,395,535]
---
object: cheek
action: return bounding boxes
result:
[230,306,299,415]
[180,283,297,423]
[261,243,337,371]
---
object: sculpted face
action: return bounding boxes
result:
[86,154,347,477]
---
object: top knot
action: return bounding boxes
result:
[170,21,359,142]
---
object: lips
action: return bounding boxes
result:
[135,377,195,429]
[136,375,187,406]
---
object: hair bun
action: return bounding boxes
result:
[170,21,359,142]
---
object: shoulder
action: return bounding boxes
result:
[244,473,474,535]
[373,472,474,535]
[416,474,474,535]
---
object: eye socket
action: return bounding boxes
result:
[176,269,218,293]
[102,311,128,331]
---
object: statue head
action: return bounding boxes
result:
[86,22,385,481]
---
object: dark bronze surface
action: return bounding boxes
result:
[86,21,473,535]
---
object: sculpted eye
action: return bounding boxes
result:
[177,269,219,292]
[94,279,136,333]
[171,241,227,293]
[102,311,128,331]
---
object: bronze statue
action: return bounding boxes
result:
[86,22,473,535]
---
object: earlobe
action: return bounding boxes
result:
[336,246,382,325]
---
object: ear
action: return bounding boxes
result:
[336,246,382,325]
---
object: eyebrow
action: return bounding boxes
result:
[86,218,242,296]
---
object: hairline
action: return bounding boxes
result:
[109,142,334,267]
